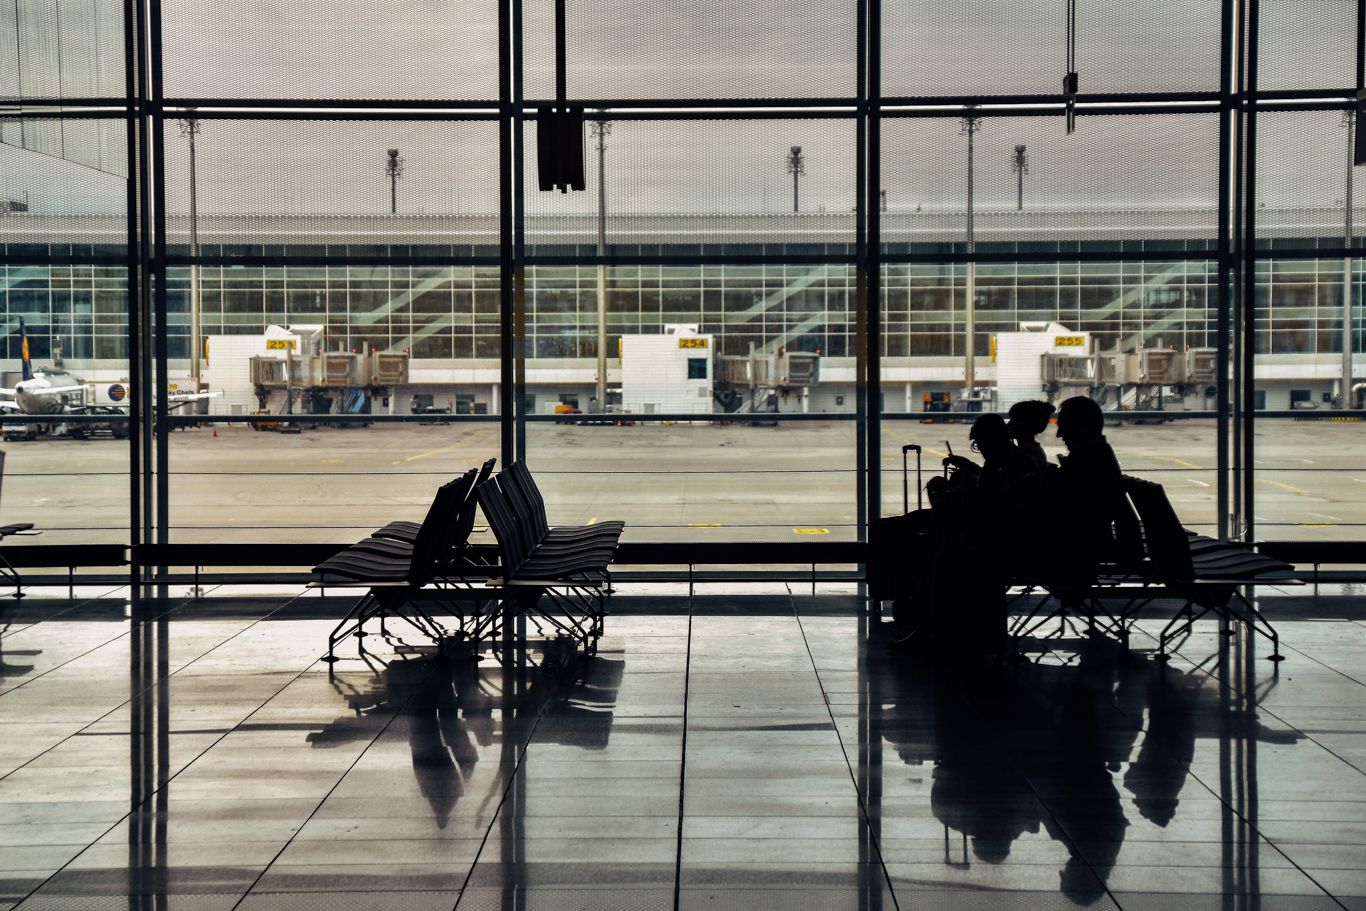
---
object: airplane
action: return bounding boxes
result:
[0,318,217,439]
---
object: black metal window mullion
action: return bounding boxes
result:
[1242,0,1261,543]
[499,0,515,470]
[1216,0,1236,542]
[149,0,170,560]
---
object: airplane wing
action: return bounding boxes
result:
[36,385,89,396]
[0,400,22,412]
[0,388,13,396]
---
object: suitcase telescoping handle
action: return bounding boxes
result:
[902,444,922,513]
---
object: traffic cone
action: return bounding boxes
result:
[213,427,217,437]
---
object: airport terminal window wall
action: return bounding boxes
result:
[1,0,1361,555]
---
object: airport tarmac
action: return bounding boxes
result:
[0,416,1361,547]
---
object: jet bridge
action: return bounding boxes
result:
[713,345,820,414]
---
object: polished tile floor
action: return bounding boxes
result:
[2,585,1366,910]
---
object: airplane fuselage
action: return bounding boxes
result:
[14,370,88,415]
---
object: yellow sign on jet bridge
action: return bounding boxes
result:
[266,339,296,350]
[1054,336,1085,347]
[678,338,707,348]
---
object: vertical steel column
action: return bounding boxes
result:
[134,0,154,579]
[1217,0,1235,540]
[1230,0,1246,538]
[1242,0,1260,542]
[499,0,515,471]
[124,0,142,588]
[866,0,882,531]
[854,0,869,547]
[150,0,169,558]
[512,0,527,463]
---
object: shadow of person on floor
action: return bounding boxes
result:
[308,646,624,828]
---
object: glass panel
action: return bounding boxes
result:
[162,0,499,100]
[881,113,1220,256]
[1255,109,1361,251]
[523,0,857,100]
[1253,258,1363,542]
[881,260,1219,535]
[524,117,857,257]
[1258,0,1357,93]
[883,0,1221,98]
[526,262,856,542]
[0,116,129,546]
[0,0,124,99]
[161,119,500,259]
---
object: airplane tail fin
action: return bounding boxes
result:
[18,317,32,382]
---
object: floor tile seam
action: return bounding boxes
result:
[450,680,560,911]
[0,594,198,700]
[788,586,901,911]
[1149,623,1366,781]
[7,617,334,911]
[228,653,454,911]
[1089,628,1357,909]
[670,594,693,911]
[946,667,1133,911]
[0,594,285,787]
[0,594,105,641]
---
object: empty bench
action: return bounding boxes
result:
[474,460,623,657]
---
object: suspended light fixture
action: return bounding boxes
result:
[537,0,585,192]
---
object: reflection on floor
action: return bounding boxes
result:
[2,587,1365,910]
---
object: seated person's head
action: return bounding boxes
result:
[1007,400,1055,440]
[1055,396,1104,450]
[969,412,1012,457]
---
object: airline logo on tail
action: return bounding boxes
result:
[18,317,32,382]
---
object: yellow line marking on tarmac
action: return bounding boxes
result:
[322,459,342,463]
[1256,478,1309,494]
[688,523,721,528]
[1155,456,1203,469]
[393,428,490,464]
[587,517,598,525]
[794,528,830,534]
[1301,524,1337,527]
[883,428,948,458]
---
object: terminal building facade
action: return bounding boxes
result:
[2,213,1361,414]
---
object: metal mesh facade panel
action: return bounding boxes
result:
[880,113,1220,254]
[161,119,500,258]
[1255,110,1361,248]
[0,118,126,249]
[522,0,857,100]
[523,118,857,254]
[882,0,1220,99]
[161,1,499,100]
[1258,0,1357,92]
[0,0,123,99]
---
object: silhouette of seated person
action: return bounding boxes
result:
[1006,399,1057,475]
[1043,396,1128,590]
[886,415,1040,656]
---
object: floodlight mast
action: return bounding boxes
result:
[1011,144,1029,211]
[786,146,805,213]
[591,112,612,409]
[385,148,404,214]
[961,110,983,395]
[177,113,202,390]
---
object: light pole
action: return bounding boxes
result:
[385,148,404,214]
[1011,144,1029,211]
[1343,110,1357,407]
[590,112,611,409]
[786,145,805,213]
[961,110,982,396]
[177,113,202,390]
